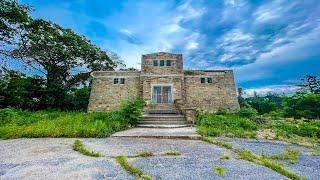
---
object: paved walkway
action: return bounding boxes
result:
[0,138,300,180]
[111,127,202,140]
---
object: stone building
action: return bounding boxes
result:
[88,52,239,124]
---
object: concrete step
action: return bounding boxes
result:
[138,120,187,125]
[141,118,186,121]
[136,124,190,128]
[148,109,179,114]
[142,114,184,117]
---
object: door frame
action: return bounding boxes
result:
[151,84,174,104]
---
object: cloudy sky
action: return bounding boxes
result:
[21,0,320,96]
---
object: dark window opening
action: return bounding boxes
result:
[153,60,158,66]
[207,77,213,83]
[160,60,165,66]
[120,78,125,84]
[114,78,119,84]
[201,77,206,84]
[166,60,171,66]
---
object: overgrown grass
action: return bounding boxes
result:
[202,136,233,149]
[267,148,300,164]
[236,149,304,180]
[162,150,181,156]
[0,99,145,139]
[127,151,154,158]
[72,140,102,157]
[213,166,226,176]
[116,155,151,180]
[196,111,319,147]
[197,112,258,138]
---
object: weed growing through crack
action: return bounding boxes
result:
[235,149,304,180]
[162,150,181,156]
[202,136,233,149]
[213,166,226,176]
[220,154,230,160]
[268,148,300,164]
[127,151,154,158]
[116,155,151,180]
[202,136,304,180]
[72,140,102,157]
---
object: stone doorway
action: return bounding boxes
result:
[151,85,173,104]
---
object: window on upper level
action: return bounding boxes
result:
[153,60,158,66]
[120,78,125,84]
[207,77,213,83]
[160,60,165,66]
[166,60,171,66]
[114,78,125,84]
[114,78,119,84]
[201,77,206,84]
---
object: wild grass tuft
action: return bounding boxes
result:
[220,155,230,160]
[213,166,226,176]
[127,151,154,158]
[202,136,233,149]
[72,140,102,157]
[236,149,304,180]
[116,155,151,180]
[162,150,181,156]
[268,148,300,164]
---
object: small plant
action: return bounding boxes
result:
[220,155,230,160]
[202,136,233,149]
[127,151,154,158]
[72,140,102,157]
[116,155,151,180]
[162,150,181,156]
[251,116,268,124]
[269,148,300,164]
[238,107,258,119]
[213,166,226,176]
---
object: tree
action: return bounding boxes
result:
[298,75,320,94]
[0,68,45,109]
[9,19,118,108]
[283,92,320,119]
[0,0,30,58]
[237,87,245,106]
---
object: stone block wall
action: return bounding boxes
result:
[87,71,141,112]
[183,70,239,112]
[141,52,183,74]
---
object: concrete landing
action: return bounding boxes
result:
[111,127,201,140]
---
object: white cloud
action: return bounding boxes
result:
[244,85,298,97]
[186,41,199,50]
[119,28,133,36]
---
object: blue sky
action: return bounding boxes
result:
[20,0,320,96]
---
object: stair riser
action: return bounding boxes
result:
[139,121,187,125]
[142,118,185,121]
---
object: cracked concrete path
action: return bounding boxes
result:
[0,137,318,180]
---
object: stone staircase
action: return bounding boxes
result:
[137,108,189,128]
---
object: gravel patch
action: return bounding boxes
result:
[0,137,317,179]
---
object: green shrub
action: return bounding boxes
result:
[0,99,145,139]
[118,98,145,125]
[197,112,258,138]
[238,107,258,119]
[0,108,18,125]
[216,108,228,115]
[283,92,320,119]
